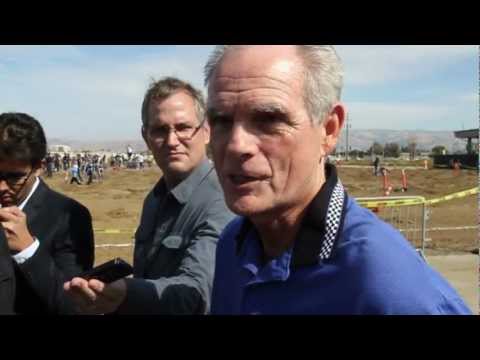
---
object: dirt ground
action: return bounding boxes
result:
[42,163,478,313]
[337,165,478,254]
[427,254,478,313]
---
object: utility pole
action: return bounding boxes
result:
[345,114,350,161]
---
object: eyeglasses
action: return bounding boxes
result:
[148,120,205,144]
[0,169,33,188]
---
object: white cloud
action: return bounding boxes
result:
[453,93,478,103]
[1,45,476,140]
[0,45,86,64]
[347,96,477,130]
[336,45,476,86]
[0,45,216,140]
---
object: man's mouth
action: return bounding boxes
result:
[228,174,268,186]
[0,194,14,206]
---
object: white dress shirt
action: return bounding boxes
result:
[11,177,41,264]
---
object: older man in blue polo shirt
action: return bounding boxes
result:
[204,45,472,315]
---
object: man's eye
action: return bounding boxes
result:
[177,125,194,132]
[209,115,232,129]
[151,127,168,136]
[253,114,284,131]
[259,114,278,123]
[7,173,24,180]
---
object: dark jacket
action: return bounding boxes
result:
[14,178,94,314]
[0,229,15,315]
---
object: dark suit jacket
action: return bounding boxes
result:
[0,230,15,315]
[14,178,94,314]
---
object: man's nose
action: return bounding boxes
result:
[0,179,10,191]
[165,129,181,147]
[225,122,257,159]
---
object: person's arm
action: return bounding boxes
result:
[18,203,94,314]
[120,202,233,314]
[65,199,233,315]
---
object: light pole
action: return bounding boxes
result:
[345,114,351,161]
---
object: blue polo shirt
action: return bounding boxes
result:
[210,165,472,315]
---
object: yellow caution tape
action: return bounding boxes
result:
[358,197,426,208]
[94,228,136,234]
[425,187,478,205]
[358,187,478,209]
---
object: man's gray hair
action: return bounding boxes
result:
[204,45,344,125]
[141,76,206,129]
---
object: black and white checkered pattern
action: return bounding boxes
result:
[319,181,345,260]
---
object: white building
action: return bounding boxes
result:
[49,144,72,153]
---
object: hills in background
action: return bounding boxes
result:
[47,129,476,153]
[47,138,148,153]
[336,129,474,153]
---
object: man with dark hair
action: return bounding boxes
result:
[0,229,15,314]
[65,77,234,314]
[0,112,94,314]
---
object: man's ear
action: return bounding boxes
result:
[202,120,211,145]
[33,160,44,176]
[141,126,151,151]
[322,103,346,155]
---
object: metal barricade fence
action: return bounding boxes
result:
[356,196,428,254]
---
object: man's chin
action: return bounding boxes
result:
[226,196,269,217]
[162,162,194,178]
[0,198,15,207]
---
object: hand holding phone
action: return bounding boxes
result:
[78,258,133,283]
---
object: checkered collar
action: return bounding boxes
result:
[235,163,347,267]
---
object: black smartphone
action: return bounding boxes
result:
[78,258,133,283]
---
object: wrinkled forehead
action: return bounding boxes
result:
[208,46,304,94]
[148,93,199,125]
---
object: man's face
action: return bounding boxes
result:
[208,45,343,219]
[0,159,40,207]
[142,91,210,183]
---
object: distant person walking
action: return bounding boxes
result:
[46,153,54,178]
[62,154,69,171]
[137,154,144,170]
[70,163,82,185]
[54,154,61,173]
[373,156,380,176]
[85,162,94,185]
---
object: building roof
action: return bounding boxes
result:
[454,129,479,139]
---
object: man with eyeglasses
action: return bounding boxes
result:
[65,77,234,314]
[0,112,94,314]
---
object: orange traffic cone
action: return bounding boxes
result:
[401,169,408,192]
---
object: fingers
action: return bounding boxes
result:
[0,207,26,226]
[0,209,16,222]
[65,277,101,314]
[0,206,23,218]
[88,279,105,293]
[68,277,98,302]
[2,206,23,216]
[1,221,14,232]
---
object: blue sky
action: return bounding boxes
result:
[0,45,477,141]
